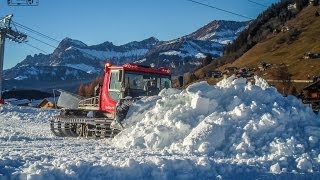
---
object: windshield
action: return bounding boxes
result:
[124,71,171,97]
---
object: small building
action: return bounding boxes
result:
[224,67,238,74]
[258,62,271,71]
[301,80,320,111]
[236,68,254,78]
[37,98,55,109]
[281,26,290,32]
[302,80,320,99]
[288,3,298,12]
[273,28,280,34]
[236,71,254,78]
[309,0,319,6]
[303,52,320,59]
[209,70,223,78]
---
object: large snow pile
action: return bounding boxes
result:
[1,76,320,179]
[0,105,252,180]
[114,76,320,173]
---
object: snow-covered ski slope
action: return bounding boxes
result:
[1,76,320,179]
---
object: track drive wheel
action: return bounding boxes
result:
[83,124,94,138]
[72,123,84,137]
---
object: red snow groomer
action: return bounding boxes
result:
[50,63,172,138]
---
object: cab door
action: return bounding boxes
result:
[109,69,124,101]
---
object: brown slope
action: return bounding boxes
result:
[230,5,320,80]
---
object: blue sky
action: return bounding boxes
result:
[0,0,277,69]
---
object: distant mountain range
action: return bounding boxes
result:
[3,20,249,92]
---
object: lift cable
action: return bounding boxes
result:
[186,0,253,20]
[12,21,101,60]
[12,21,60,43]
[27,35,57,49]
[24,42,49,54]
[247,0,268,7]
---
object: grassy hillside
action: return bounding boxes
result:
[192,5,320,93]
[229,5,320,80]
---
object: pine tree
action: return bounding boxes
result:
[202,54,213,66]
[78,84,86,97]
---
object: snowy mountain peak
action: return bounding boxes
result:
[141,37,159,45]
[187,20,249,42]
[120,37,160,50]
[142,20,249,74]
[90,41,114,50]
[58,37,88,50]
[4,20,249,91]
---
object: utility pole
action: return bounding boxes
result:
[0,15,27,103]
[0,31,5,104]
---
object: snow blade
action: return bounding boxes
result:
[56,89,84,109]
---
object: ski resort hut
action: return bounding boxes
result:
[37,98,55,109]
[302,80,320,100]
[303,52,320,59]
[224,67,238,75]
[309,0,319,6]
[301,80,320,111]
[211,70,223,78]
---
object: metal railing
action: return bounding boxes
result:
[78,96,99,110]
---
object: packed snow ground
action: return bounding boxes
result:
[1,76,320,179]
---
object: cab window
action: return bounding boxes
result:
[160,77,171,89]
[109,70,122,100]
[109,71,121,90]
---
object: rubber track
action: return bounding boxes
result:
[50,116,120,138]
